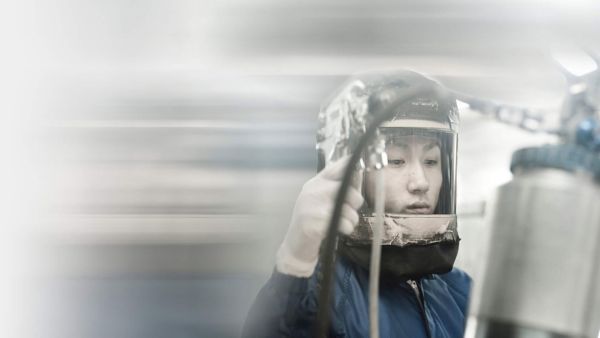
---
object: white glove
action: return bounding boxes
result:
[276,157,364,277]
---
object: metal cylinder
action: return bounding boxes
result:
[475,165,600,338]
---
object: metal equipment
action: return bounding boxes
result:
[458,52,600,338]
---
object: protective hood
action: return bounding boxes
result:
[316,69,460,280]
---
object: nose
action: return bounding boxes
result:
[407,163,429,193]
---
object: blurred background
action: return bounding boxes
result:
[1,0,599,337]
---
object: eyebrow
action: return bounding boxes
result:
[423,142,440,152]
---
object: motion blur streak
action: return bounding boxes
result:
[2,0,599,337]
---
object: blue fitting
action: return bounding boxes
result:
[576,117,600,152]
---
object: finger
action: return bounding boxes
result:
[345,187,365,210]
[303,221,326,240]
[338,218,355,236]
[341,203,359,226]
[320,155,352,181]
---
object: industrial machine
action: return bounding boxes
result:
[457,52,600,338]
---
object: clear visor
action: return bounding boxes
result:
[349,125,458,246]
[363,126,457,215]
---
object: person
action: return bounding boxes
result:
[242,70,471,338]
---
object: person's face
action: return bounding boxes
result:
[365,135,442,214]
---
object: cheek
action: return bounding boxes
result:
[367,169,408,204]
[428,168,443,194]
[382,169,408,196]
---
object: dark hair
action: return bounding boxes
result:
[434,132,455,214]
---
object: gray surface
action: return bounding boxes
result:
[477,169,600,337]
[40,275,265,338]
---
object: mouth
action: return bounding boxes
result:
[404,202,432,214]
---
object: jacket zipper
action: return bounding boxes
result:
[407,280,432,338]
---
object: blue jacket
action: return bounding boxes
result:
[242,256,471,338]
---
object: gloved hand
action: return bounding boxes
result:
[276,157,364,277]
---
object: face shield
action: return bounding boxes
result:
[316,70,460,280]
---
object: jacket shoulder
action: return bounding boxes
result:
[438,268,471,295]
[433,268,472,314]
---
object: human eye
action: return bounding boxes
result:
[424,158,438,167]
[388,159,406,167]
